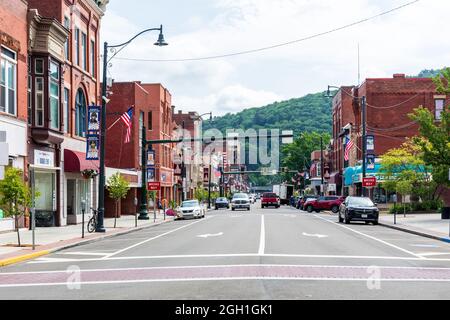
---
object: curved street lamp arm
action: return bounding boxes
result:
[107,27,162,63]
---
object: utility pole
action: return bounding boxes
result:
[139,125,149,220]
[320,136,324,196]
[181,121,186,202]
[361,96,367,197]
[208,155,212,209]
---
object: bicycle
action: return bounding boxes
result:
[87,207,98,233]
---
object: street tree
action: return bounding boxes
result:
[106,173,130,228]
[0,167,33,246]
[408,67,450,197]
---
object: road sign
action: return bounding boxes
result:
[363,176,377,188]
[147,182,161,191]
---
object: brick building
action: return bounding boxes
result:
[26,0,108,226]
[105,82,176,217]
[0,0,29,231]
[331,74,448,202]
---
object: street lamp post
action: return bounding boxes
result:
[96,26,168,232]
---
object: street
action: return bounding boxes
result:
[0,203,450,300]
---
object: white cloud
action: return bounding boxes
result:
[174,84,283,115]
[102,0,450,116]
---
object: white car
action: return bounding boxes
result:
[176,200,206,219]
[231,193,251,211]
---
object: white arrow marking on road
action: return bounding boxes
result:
[197,232,224,238]
[302,232,329,239]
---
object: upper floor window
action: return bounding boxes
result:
[81,33,87,71]
[0,46,17,115]
[49,61,60,130]
[90,39,96,77]
[435,99,445,121]
[148,111,152,130]
[64,17,71,61]
[35,77,44,127]
[27,75,32,125]
[63,88,70,133]
[74,28,80,66]
[75,89,87,137]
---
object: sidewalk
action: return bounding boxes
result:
[379,213,450,243]
[0,213,174,266]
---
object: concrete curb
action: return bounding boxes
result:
[0,218,175,267]
[379,222,450,244]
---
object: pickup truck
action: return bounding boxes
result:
[303,196,345,213]
[261,192,280,209]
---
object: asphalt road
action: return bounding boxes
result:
[1,202,450,300]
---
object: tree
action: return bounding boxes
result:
[380,140,435,203]
[106,173,130,228]
[0,167,32,246]
[408,68,450,198]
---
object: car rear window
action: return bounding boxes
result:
[263,193,277,198]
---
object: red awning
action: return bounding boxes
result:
[64,149,99,172]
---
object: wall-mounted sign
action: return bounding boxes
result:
[366,135,375,151]
[87,106,101,132]
[86,135,100,160]
[34,150,55,167]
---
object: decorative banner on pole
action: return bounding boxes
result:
[86,135,100,160]
[366,154,375,170]
[147,149,155,166]
[87,106,101,132]
[147,167,156,182]
[366,135,375,151]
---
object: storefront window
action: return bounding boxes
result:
[78,179,91,212]
[34,171,56,211]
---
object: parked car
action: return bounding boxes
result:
[261,192,280,209]
[304,196,345,213]
[215,197,230,210]
[231,193,251,211]
[176,200,206,219]
[297,195,318,210]
[339,196,379,225]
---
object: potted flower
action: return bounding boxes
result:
[81,169,98,179]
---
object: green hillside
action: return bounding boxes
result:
[203,92,333,137]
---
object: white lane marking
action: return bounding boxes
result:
[58,252,110,256]
[103,216,214,259]
[2,277,450,288]
[197,232,224,238]
[312,214,425,259]
[418,252,450,257]
[258,215,265,255]
[411,244,441,248]
[302,232,329,239]
[28,253,450,265]
[5,264,450,276]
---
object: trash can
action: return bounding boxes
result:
[442,207,450,220]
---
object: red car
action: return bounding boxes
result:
[303,196,345,213]
[261,192,280,209]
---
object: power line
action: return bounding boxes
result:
[113,0,420,63]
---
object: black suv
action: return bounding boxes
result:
[339,196,379,225]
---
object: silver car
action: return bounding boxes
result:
[176,200,206,219]
[231,193,251,211]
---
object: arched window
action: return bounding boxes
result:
[75,88,86,137]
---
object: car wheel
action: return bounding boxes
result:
[306,206,313,213]
[315,210,320,213]
[215,207,218,210]
[232,208,235,211]
[345,216,351,224]
[331,206,339,214]
[373,220,379,225]
[247,207,250,211]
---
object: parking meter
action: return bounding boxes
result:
[81,200,86,238]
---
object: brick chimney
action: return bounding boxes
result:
[393,73,406,79]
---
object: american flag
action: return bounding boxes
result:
[120,107,134,144]
[344,137,354,161]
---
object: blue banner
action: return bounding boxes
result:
[86,135,100,160]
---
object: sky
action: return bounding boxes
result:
[101,0,450,117]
